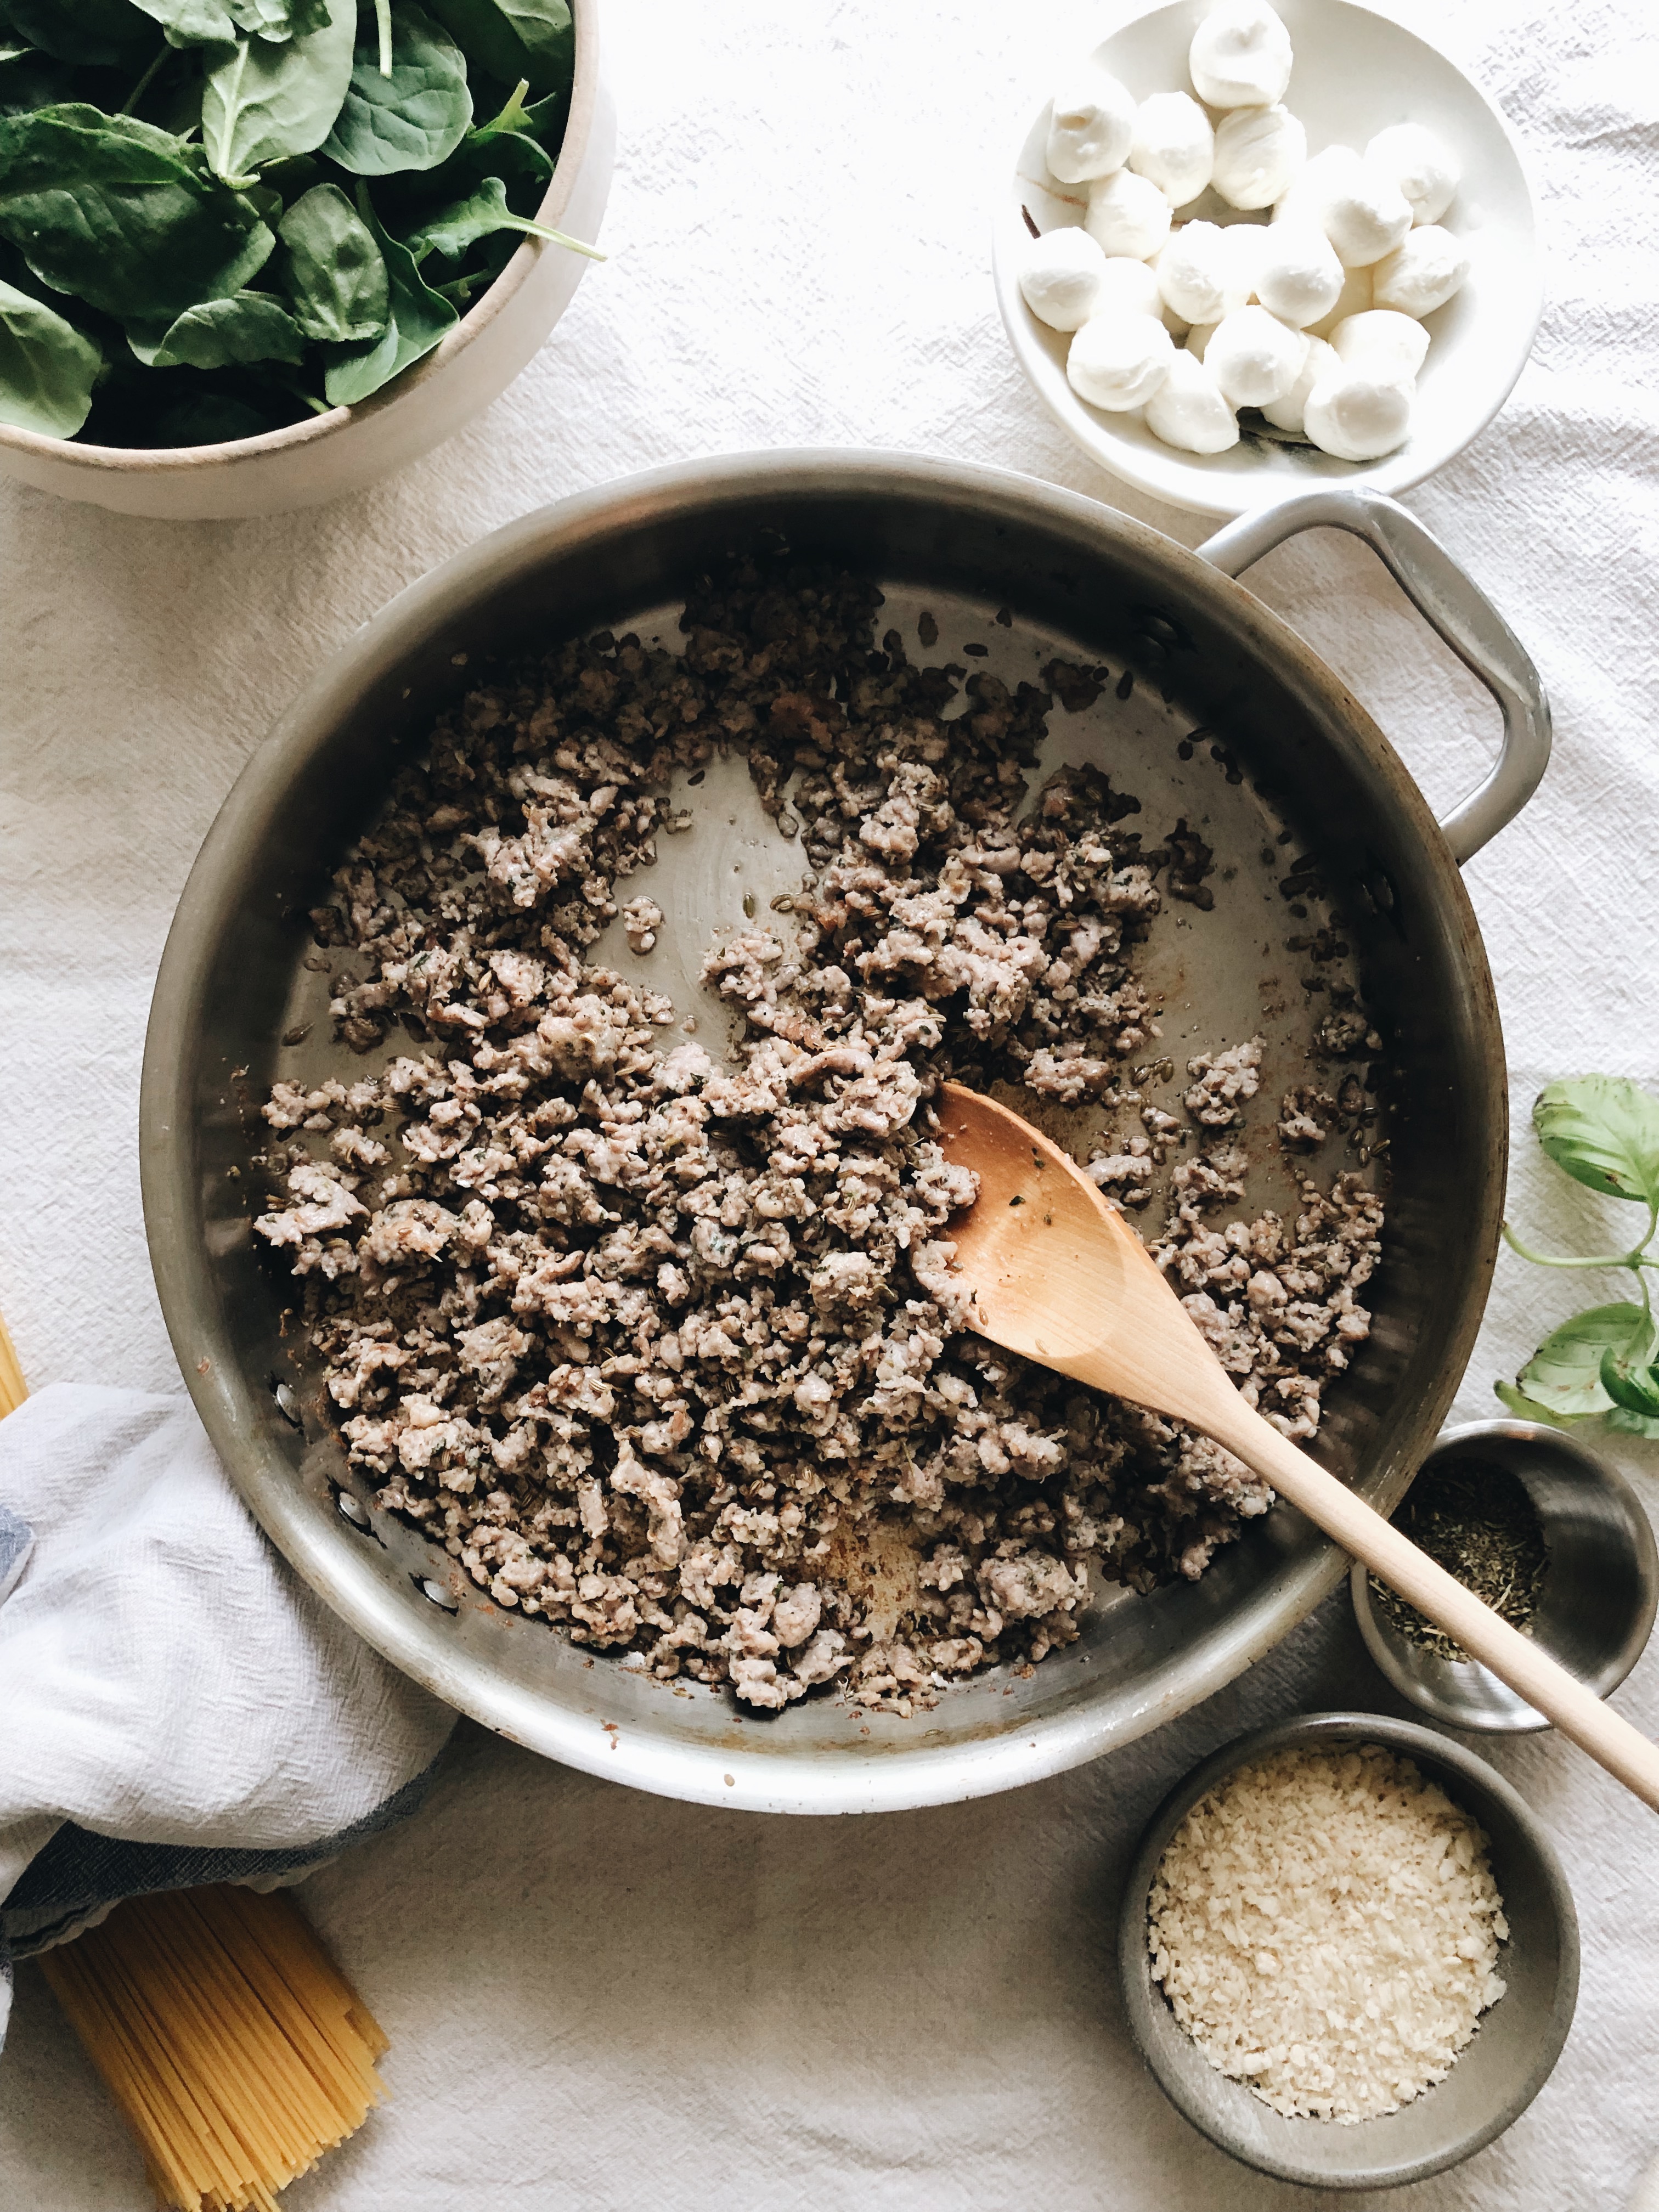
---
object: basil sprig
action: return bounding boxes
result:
[1498,1076,1659,1438]
[0,0,591,447]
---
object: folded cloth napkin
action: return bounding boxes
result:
[0,1385,458,2044]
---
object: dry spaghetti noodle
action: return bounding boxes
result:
[1,1313,391,2209]
[38,1885,390,2212]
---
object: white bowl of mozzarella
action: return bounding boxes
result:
[991,0,1541,518]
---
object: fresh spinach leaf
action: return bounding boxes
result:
[241,177,281,221]
[321,3,470,176]
[0,39,30,63]
[0,0,155,69]
[323,182,453,404]
[201,0,354,182]
[278,178,386,339]
[403,171,596,262]
[0,267,99,432]
[148,386,272,443]
[1533,1076,1659,1209]
[405,97,552,223]
[0,52,72,114]
[132,286,304,365]
[127,0,325,45]
[1513,1302,1654,1420]
[230,0,306,33]
[127,0,244,44]
[259,149,320,194]
[155,67,203,136]
[0,104,275,322]
[425,0,570,98]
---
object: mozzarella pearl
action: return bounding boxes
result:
[1273,144,1363,227]
[1144,347,1240,453]
[1370,225,1471,317]
[1085,168,1173,260]
[1066,311,1175,409]
[1185,321,1217,362]
[1018,226,1110,332]
[1254,222,1344,326]
[1045,64,1137,184]
[1330,308,1430,380]
[1219,219,1270,302]
[1365,122,1460,225]
[1304,369,1414,460]
[1130,92,1215,206]
[1316,161,1414,268]
[1204,303,1307,407]
[1211,103,1306,210]
[1097,255,1165,319]
[1260,334,1337,432]
[1306,259,1372,339]
[1189,0,1293,109]
[1154,221,1252,326]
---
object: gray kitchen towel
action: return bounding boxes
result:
[0,1385,457,2043]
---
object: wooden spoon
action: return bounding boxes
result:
[936,1081,1659,1814]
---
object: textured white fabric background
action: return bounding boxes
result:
[2,0,1658,2203]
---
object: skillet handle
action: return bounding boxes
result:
[1195,488,1551,866]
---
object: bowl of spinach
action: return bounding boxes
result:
[0,0,611,516]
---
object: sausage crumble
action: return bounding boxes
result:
[255,561,1382,1714]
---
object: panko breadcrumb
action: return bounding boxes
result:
[253,556,1384,1713]
[1148,1744,1508,2121]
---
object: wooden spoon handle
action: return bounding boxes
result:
[1205,1393,1659,1812]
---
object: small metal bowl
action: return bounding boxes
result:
[1351,1419,1659,1733]
[1119,1711,1579,2192]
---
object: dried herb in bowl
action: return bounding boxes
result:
[0,0,599,448]
[1371,1455,1549,1663]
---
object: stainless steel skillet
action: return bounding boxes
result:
[140,452,1548,1815]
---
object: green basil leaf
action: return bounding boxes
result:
[0,105,275,323]
[1607,1406,1659,1440]
[321,3,470,176]
[1598,1345,1659,1419]
[1533,1075,1659,1207]
[201,0,354,182]
[278,178,386,339]
[323,184,453,404]
[1492,1379,1574,1429]
[425,0,570,97]
[1515,1301,1654,1419]
[0,269,99,434]
[132,286,304,365]
[0,0,155,68]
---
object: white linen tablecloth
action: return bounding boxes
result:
[3,0,1658,2203]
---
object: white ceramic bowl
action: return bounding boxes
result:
[0,2,614,520]
[992,0,1541,517]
